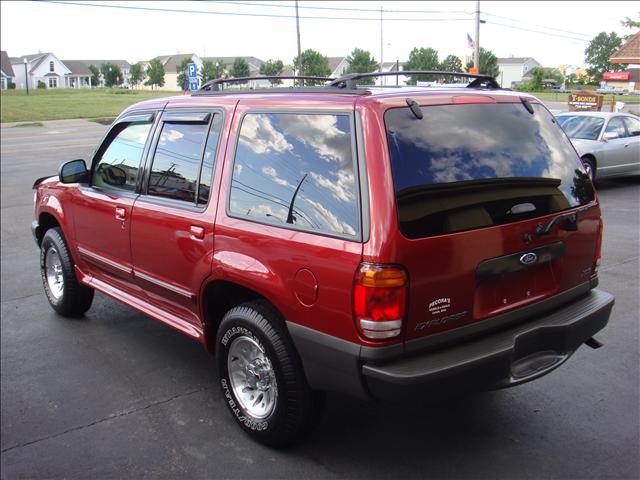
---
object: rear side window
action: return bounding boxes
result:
[93,122,152,191]
[148,122,209,203]
[385,103,595,239]
[229,112,359,238]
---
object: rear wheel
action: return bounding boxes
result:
[216,301,324,447]
[581,156,596,181]
[40,227,94,317]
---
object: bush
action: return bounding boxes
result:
[8,81,16,89]
[37,80,46,89]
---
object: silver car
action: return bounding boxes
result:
[556,112,640,180]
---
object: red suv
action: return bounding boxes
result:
[32,72,614,447]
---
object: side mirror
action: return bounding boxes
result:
[603,131,619,141]
[58,159,88,184]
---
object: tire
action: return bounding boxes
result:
[40,227,94,317]
[581,156,596,181]
[216,300,324,447]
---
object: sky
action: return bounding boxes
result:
[0,1,637,68]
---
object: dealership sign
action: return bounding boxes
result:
[568,91,603,111]
[602,71,630,81]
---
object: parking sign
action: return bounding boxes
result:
[189,81,199,91]
[187,63,197,79]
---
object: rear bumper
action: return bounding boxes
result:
[363,289,614,400]
[288,288,614,401]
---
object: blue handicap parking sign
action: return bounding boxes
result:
[189,81,199,91]
[187,63,197,78]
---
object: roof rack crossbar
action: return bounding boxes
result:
[199,75,335,92]
[329,71,500,90]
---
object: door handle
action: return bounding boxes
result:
[115,207,126,221]
[190,225,205,239]
[624,143,630,147]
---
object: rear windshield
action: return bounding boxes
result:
[556,115,604,140]
[385,102,594,239]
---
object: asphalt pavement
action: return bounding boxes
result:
[1,119,638,479]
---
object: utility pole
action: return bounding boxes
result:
[295,0,302,86]
[474,0,480,72]
[380,7,384,86]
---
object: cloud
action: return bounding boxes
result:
[240,114,292,155]
[309,171,355,203]
[304,197,356,236]
[261,166,292,187]
[234,164,243,176]
[278,114,352,165]
[159,128,184,144]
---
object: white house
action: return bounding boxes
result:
[497,57,541,88]
[1,51,15,89]
[75,60,132,87]
[140,54,203,91]
[11,52,71,89]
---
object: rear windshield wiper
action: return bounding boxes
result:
[535,204,591,236]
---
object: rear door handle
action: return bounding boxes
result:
[190,225,205,239]
[115,207,126,221]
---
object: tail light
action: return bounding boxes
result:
[593,217,603,273]
[354,263,407,340]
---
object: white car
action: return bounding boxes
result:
[556,112,640,180]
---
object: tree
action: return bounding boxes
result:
[129,62,144,88]
[88,64,100,87]
[230,57,250,81]
[176,57,194,90]
[621,14,640,39]
[404,47,440,84]
[344,48,378,85]
[439,54,463,73]
[584,32,624,82]
[259,59,285,85]
[293,49,331,85]
[101,62,123,88]
[465,48,499,78]
[145,58,165,90]
[200,60,217,84]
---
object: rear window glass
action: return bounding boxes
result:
[385,103,594,239]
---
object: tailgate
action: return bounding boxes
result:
[383,100,600,341]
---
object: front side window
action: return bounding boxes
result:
[229,113,359,238]
[93,122,152,191]
[605,117,627,138]
[385,103,594,239]
[147,122,209,203]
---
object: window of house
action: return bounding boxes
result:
[229,112,359,238]
[147,115,221,205]
[48,77,57,88]
[49,61,54,72]
[93,122,153,191]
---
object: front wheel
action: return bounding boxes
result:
[40,227,94,317]
[581,156,596,181]
[216,301,324,447]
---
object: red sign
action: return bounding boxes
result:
[602,71,630,80]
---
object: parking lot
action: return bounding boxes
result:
[1,119,638,479]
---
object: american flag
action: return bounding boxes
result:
[467,33,476,49]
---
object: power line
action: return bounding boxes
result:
[40,1,473,22]
[485,20,591,42]
[206,1,475,15]
[481,11,594,38]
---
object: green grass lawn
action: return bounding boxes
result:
[0,88,182,123]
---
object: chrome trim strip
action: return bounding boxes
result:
[77,246,132,274]
[359,319,402,331]
[599,162,640,170]
[134,270,194,298]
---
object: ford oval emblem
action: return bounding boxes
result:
[520,252,538,266]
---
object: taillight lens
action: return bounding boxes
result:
[594,217,603,273]
[354,263,407,340]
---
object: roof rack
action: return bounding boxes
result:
[198,75,335,92]
[329,71,501,90]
